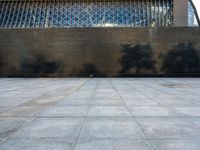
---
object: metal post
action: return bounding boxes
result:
[0,1,6,26]
[33,1,39,28]
[19,1,26,28]
[1,1,10,28]
[10,1,18,28]
[23,1,30,28]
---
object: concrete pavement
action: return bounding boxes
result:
[0,78,200,150]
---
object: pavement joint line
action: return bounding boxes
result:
[5,136,195,141]
[1,116,200,119]
[134,78,192,101]
[110,79,157,150]
[72,78,99,150]
[126,79,181,150]
[179,117,200,130]
[0,78,89,145]
[0,79,75,113]
[125,79,168,107]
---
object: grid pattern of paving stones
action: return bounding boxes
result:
[0,78,200,150]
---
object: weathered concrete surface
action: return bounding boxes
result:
[173,0,188,26]
[0,28,200,77]
[0,78,200,150]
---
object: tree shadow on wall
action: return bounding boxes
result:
[78,63,107,77]
[162,42,200,74]
[119,43,156,75]
[0,55,3,74]
[21,54,63,77]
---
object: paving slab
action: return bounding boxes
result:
[87,106,132,117]
[0,118,34,143]
[41,106,89,117]
[174,107,200,117]
[56,98,91,106]
[90,99,123,106]
[13,118,84,140]
[0,106,48,118]
[136,118,200,140]
[123,99,159,107]
[150,140,200,150]
[74,139,154,150]
[0,107,14,113]
[0,139,73,150]
[130,106,176,117]
[78,118,145,140]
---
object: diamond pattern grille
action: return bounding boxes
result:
[0,0,173,28]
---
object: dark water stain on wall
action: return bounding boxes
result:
[0,55,3,73]
[21,54,63,77]
[78,63,107,77]
[119,43,156,75]
[162,42,200,74]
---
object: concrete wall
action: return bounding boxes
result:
[173,0,188,26]
[0,28,200,77]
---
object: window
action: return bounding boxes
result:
[0,0,174,28]
[188,0,200,26]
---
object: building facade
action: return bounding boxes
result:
[0,0,200,77]
[0,0,191,28]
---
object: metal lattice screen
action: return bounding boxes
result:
[0,0,173,28]
[188,1,198,26]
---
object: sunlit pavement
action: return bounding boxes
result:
[0,78,200,150]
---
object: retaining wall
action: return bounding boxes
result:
[0,28,200,77]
